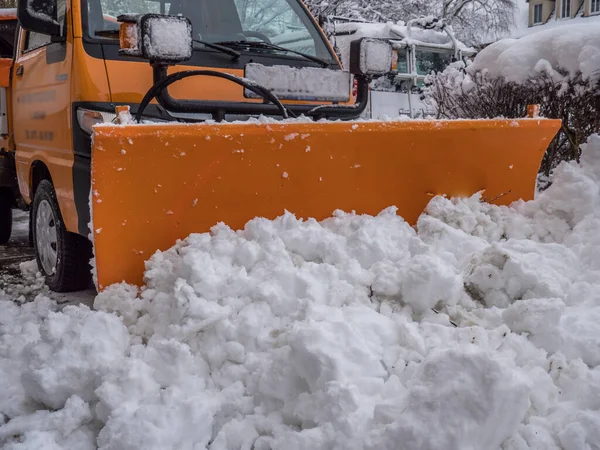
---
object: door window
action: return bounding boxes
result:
[24,32,52,52]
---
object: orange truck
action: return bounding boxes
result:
[0,0,560,293]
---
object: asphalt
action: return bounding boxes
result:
[0,209,34,279]
[0,209,96,306]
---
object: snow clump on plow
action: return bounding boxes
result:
[1,134,600,449]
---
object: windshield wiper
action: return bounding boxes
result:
[213,40,331,68]
[93,31,241,61]
[193,39,240,60]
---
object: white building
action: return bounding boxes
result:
[523,0,600,29]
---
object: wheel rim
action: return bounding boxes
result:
[36,199,58,275]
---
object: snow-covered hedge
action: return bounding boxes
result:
[425,23,600,175]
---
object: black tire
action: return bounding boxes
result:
[0,189,12,245]
[32,180,92,292]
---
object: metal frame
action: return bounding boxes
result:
[140,64,371,122]
[368,21,475,118]
[326,16,476,118]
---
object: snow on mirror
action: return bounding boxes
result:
[19,0,62,35]
[26,0,57,23]
[350,38,395,77]
[244,63,352,102]
[139,14,193,63]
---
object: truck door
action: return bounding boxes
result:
[11,0,78,233]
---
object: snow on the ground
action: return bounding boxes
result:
[1,134,600,449]
[0,210,96,305]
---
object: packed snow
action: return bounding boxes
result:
[244,63,352,102]
[355,38,395,76]
[143,16,193,61]
[1,134,600,449]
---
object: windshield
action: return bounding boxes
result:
[87,0,334,59]
[415,49,453,76]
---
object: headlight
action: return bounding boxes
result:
[349,38,395,77]
[76,108,117,135]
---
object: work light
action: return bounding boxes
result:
[349,38,396,77]
[118,14,193,64]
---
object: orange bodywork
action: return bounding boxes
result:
[90,118,561,290]
[0,10,15,21]
[10,0,346,237]
[0,59,11,87]
[8,0,346,236]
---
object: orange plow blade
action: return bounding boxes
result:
[91,118,561,290]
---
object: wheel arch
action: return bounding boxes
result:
[0,186,13,209]
[30,160,53,199]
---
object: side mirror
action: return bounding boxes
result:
[17,0,61,36]
[118,14,193,64]
[349,38,397,77]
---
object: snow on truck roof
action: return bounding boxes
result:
[332,21,474,51]
[331,20,475,70]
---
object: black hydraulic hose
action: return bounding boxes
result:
[136,64,371,122]
[135,68,291,122]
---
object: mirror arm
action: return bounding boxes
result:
[17,0,62,37]
[50,34,66,43]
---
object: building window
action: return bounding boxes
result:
[561,0,571,17]
[533,4,543,23]
[592,0,600,14]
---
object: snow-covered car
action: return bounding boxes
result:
[329,18,476,119]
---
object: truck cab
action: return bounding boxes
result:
[0,0,362,291]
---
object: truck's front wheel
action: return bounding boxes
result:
[32,180,92,292]
[0,189,12,245]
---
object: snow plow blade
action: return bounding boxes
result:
[91,118,560,290]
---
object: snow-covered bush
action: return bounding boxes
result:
[425,24,600,175]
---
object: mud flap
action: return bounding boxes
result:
[90,118,561,290]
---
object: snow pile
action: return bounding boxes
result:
[467,22,600,84]
[0,260,47,303]
[1,135,600,449]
